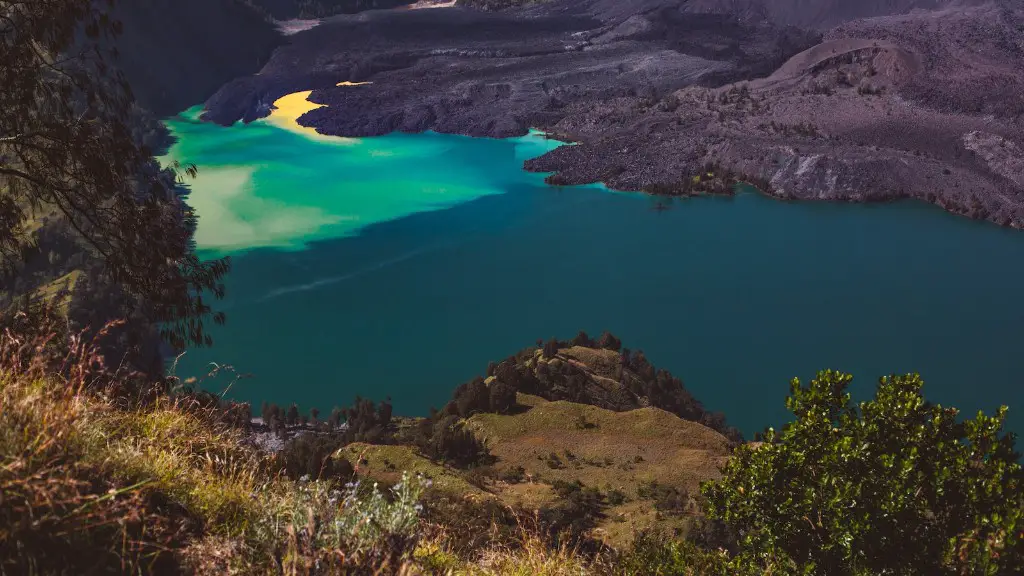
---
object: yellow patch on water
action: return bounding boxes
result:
[336,81,372,87]
[264,91,358,144]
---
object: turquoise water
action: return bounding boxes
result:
[163,106,1024,437]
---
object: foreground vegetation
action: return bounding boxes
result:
[2,319,1021,574]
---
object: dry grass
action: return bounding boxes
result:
[0,328,198,574]
[29,269,82,308]
[468,401,730,495]
[414,523,609,576]
[337,443,489,498]
[0,323,424,574]
[471,533,605,576]
[559,347,621,380]
[465,400,731,548]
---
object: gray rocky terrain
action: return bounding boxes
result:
[202,0,1024,227]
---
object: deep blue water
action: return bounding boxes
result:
[174,177,1024,437]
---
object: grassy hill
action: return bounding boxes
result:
[336,393,733,550]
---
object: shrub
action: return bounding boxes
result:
[571,330,594,347]
[539,481,605,547]
[341,396,394,443]
[543,338,561,359]
[545,452,565,469]
[686,518,738,554]
[703,370,1024,575]
[271,471,431,572]
[331,473,430,558]
[596,331,622,351]
[419,416,492,468]
[637,481,690,516]
[489,380,517,414]
[607,489,627,506]
[453,377,491,417]
[500,465,527,484]
[274,434,355,483]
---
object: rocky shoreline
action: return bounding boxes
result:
[202,0,1024,228]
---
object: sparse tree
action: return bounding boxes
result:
[543,338,560,359]
[596,331,622,351]
[328,407,342,429]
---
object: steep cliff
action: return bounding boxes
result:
[108,0,282,117]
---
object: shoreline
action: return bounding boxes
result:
[264,90,360,143]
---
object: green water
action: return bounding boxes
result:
[163,107,1024,437]
[163,106,564,254]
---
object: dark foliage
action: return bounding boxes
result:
[638,481,690,516]
[607,489,627,506]
[340,396,394,444]
[1,0,230,352]
[444,376,520,419]
[489,380,517,414]
[274,434,355,482]
[539,480,606,548]
[570,330,594,348]
[686,518,738,554]
[595,331,622,351]
[450,377,492,418]
[542,337,560,359]
[499,465,526,484]
[416,415,492,468]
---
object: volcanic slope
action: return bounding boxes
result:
[202,0,819,130]
[203,0,1024,227]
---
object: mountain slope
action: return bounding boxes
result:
[108,0,282,117]
[681,0,955,29]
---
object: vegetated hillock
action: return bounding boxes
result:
[253,335,743,550]
[464,396,734,548]
[443,332,742,442]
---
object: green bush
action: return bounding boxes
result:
[703,370,1024,575]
